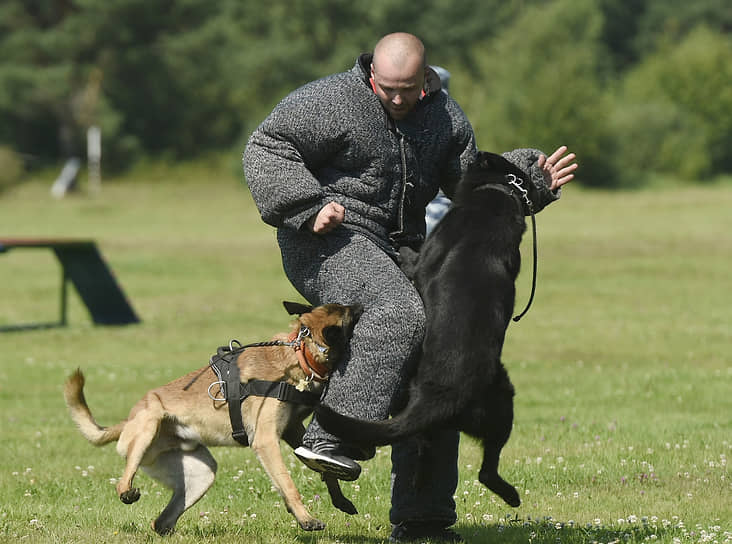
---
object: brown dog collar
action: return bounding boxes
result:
[288,328,330,382]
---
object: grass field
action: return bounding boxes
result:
[1,159,730,543]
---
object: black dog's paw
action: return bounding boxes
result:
[480,472,521,507]
[332,495,358,515]
[494,482,521,507]
[152,520,175,536]
[502,487,521,508]
[321,473,358,515]
[120,488,141,504]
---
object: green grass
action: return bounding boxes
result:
[1,161,730,543]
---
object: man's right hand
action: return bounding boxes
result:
[307,201,345,234]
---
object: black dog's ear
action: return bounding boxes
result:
[477,151,515,173]
[283,301,313,315]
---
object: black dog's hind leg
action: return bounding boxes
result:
[476,380,520,507]
[478,443,520,507]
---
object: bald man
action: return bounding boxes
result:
[244,33,575,542]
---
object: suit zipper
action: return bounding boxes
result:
[397,131,407,234]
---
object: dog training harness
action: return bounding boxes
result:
[477,173,538,322]
[182,326,329,446]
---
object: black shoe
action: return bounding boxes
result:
[389,522,464,543]
[294,442,362,481]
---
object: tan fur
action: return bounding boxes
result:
[64,303,361,534]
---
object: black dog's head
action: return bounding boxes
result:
[456,151,539,216]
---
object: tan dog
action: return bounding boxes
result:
[64,301,362,534]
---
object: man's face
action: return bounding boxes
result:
[371,58,424,120]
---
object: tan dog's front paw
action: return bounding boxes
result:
[299,518,326,531]
[120,488,141,504]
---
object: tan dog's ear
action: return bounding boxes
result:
[283,301,313,315]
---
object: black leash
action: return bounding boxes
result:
[182,339,287,392]
[479,173,538,322]
[505,173,537,322]
[512,209,537,322]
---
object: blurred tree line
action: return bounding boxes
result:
[0,0,730,188]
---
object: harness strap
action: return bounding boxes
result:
[208,343,321,446]
[241,380,320,407]
[218,348,249,446]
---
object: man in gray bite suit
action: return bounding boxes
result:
[243,32,577,542]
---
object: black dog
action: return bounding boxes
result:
[316,151,539,507]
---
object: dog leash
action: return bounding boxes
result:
[181,338,286,392]
[182,325,325,392]
[481,174,538,322]
[507,173,538,322]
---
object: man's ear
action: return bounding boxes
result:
[283,301,313,316]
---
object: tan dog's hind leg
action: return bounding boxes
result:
[251,430,325,531]
[115,394,165,504]
[142,446,218,535]
[282,423,357,516]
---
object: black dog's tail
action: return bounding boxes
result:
[315,387,463,446]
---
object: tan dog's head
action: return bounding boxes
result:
[283,301,363,373]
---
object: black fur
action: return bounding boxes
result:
[316,151,539,507]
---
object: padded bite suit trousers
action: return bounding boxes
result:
[277,227,459,525]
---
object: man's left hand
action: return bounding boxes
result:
[538,145,578,191]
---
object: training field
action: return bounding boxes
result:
[1,161,730,543]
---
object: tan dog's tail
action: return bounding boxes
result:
[64,369,125,446]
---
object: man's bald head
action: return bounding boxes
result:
[372,33,426,73]
[370,33,426,120]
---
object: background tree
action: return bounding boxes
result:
[0,0,730,186]
[612,25,732,180]
[457,0,620,187]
